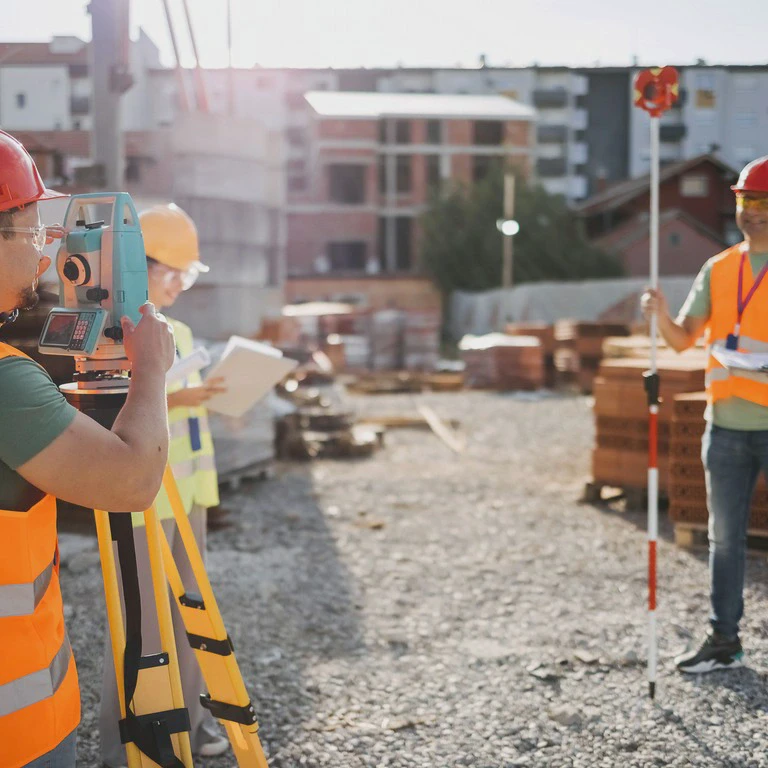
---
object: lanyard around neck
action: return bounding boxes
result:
[737,250,768,325]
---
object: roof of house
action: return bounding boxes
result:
[0,39,88,67]
[574,154,739,216]
[304,90,537,120]
[12,130,158,158]
[592,208,725,253]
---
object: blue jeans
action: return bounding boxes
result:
[702,424,768,637]
[22,729,77,768]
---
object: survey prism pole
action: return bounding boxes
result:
[633,66,679,700]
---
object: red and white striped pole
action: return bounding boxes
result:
[633,66,679,700]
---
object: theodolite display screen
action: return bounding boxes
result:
[41,312,79,347]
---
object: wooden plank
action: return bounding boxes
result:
[359,415,461,430]
[416,404,465,454]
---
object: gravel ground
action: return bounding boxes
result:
[59,391,768,767]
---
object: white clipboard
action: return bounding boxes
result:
[203,336,298,418]
[711,344,768,374]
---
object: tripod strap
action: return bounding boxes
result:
[110,512,187,768]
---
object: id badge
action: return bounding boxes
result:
[726,334,739,351]
[188,417,202,452]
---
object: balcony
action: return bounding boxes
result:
[536,157,567,177]
[537,124,568,143]
[660,123,687,142]
[532,88,569,109]
[70,96,90,116]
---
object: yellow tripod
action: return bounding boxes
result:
[95,466,269,768]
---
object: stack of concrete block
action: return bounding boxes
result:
[554,321,631,393]
[403,310,441,371]
[590,358,705,493]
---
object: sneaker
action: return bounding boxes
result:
[675,632,745,674]
[197,735,230,757]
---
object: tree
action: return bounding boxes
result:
[420,166,623,297]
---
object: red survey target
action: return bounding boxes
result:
[633,66,679,117]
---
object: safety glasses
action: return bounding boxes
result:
[0,225,47,250]
[149,262,200,291]
[736,195,768,213]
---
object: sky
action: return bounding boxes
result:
[5,0,768,70]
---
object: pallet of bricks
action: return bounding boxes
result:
[554,321,630,393]
[670,393,768,548]
[459,333,544,390]
[588,357,705,503]
[505,323,556,387]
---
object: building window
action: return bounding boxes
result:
[695,73,716,90]
[426,155,441,192]
[574,129,586,142]
[734,75,757,91]
[285,127,306,147]
[473,120,504,145]
[395,217,413,271]
[680,174,708,198]
[379,120,389,144]
[328,164,366,204]
[288,158,308,193]
[426,120,442,144]
[396,156,412,193]
[472,155,501,182]
[695,89,716,109]
[327,241,367,271]
[16,93,26,108]
[669,232,681,247]
[125,157,142,183]
[395,120,411,144]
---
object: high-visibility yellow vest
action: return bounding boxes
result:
[132,318,219,526]
[0,343,80,768]
[706,242,768,407]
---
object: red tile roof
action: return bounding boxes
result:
[0,41,88,67]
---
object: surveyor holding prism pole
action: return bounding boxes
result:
[99,203,229,765]
[642,155,768,674]
[0,129,175,768]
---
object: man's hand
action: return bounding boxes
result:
[168,377,227,409]
[641,287,670,321]
[44,224,68,244]
[122,302,175,376]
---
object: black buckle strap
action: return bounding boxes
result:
[200,693,258,726]
[186,632,234,656]
[119,708,191,768]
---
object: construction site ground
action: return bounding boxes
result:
[60,391,768,768]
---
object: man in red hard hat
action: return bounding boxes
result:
[0,131,175,767]
[643,155,768,674]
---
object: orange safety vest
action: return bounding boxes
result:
[0,343,80,768]
[706,243,768,407]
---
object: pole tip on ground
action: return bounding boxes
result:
[649,681,656,700]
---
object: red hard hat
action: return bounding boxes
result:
[0,130,67,213]
[732,156,768,194]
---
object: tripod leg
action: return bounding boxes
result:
[159,466,269,768]
[143,506,194,767]
[95,509,145,768]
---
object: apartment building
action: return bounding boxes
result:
[281,91,535,308]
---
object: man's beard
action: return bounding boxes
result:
[17,284,40,312]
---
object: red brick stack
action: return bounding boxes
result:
[590,358,706,493]
[670,392,768,531]
[554,321,631,393]
[460,334,544,390]
[505,323,556,386]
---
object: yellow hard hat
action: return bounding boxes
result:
[139,203,209,273]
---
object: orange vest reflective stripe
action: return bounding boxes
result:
[705,243,768,407]
[0,342,80,768]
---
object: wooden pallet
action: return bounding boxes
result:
[218,458,276,492]
[674,522,768,553]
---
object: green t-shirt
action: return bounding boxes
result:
[679,251,768,430]
[0,357,77,510]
